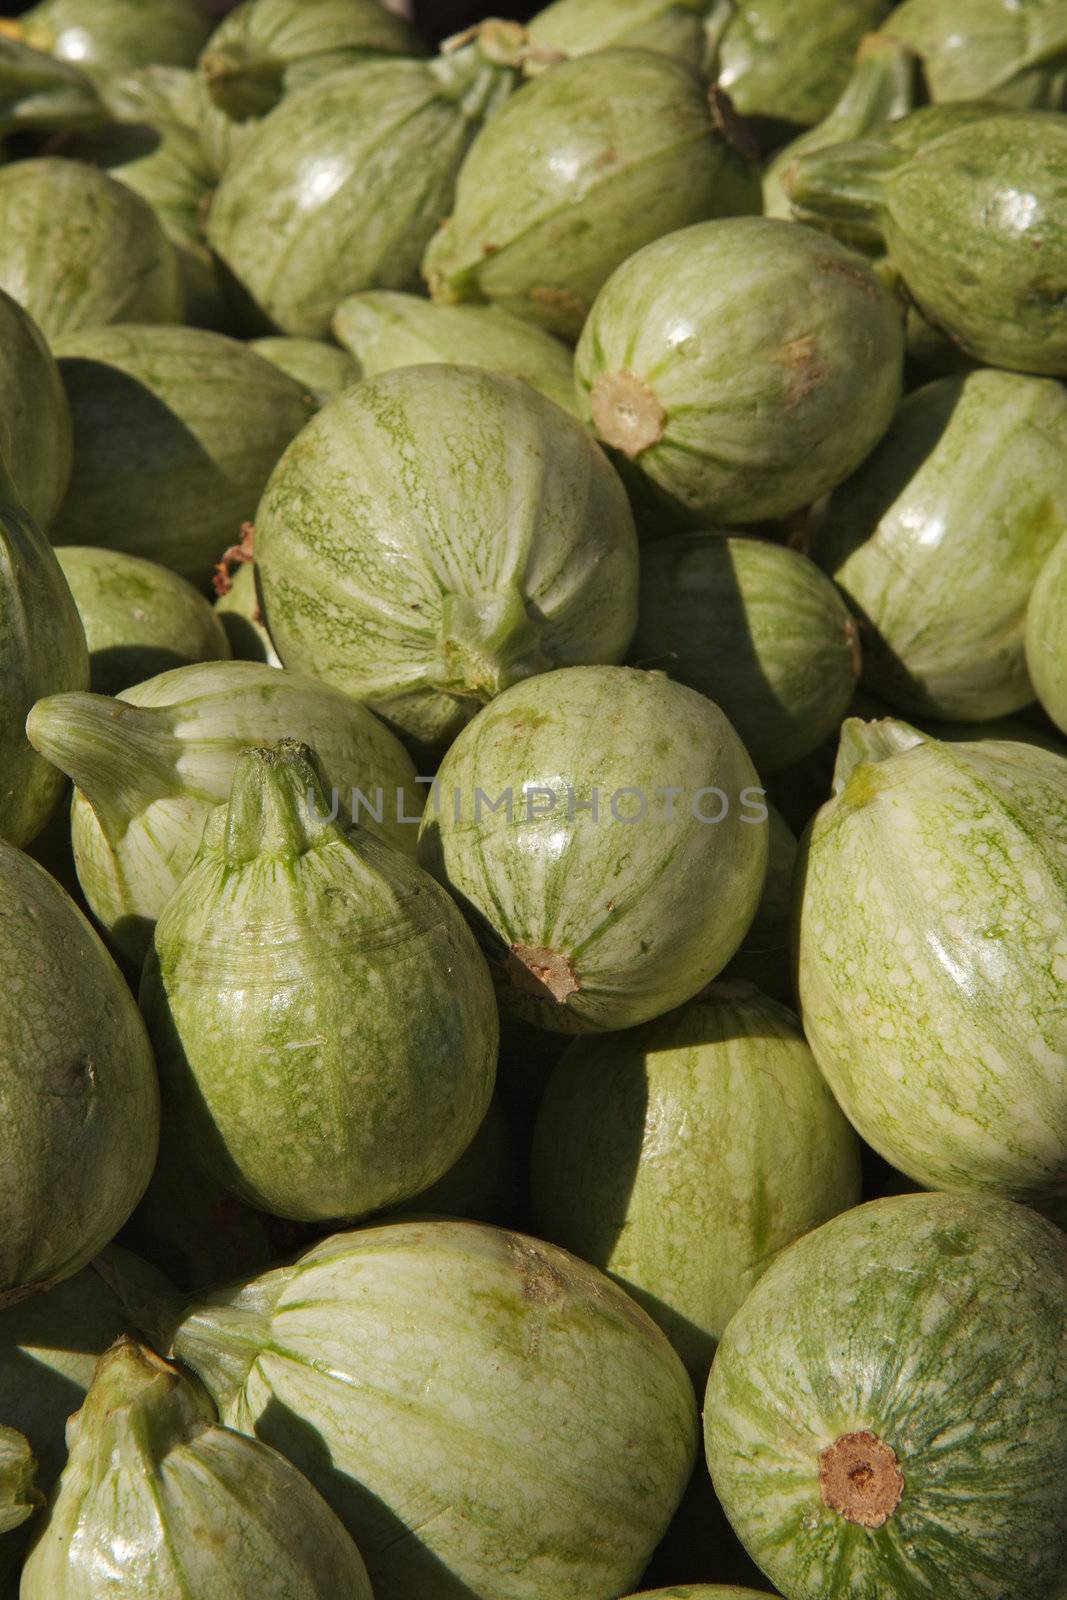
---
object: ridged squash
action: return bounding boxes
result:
[12,0,211,78]
[882,0,1067,109]
[0,287,73,531]
[527,0,719,68]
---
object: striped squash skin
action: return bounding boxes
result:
[810,370,1067,721]
[795,724,1067,1198]
[417,666,768,1032]
[0,290,71,531]
[0,159,181,341]
[255,366,639,751]
[170,1222,698,1600]
[704,1193,1067,1600]
[1026,530,1067,734]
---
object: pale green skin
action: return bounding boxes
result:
[0,468,88,848]
[55,546,231,697]
[140,744,498,1223]
[162,1221,698,1600]
[796,720,1067,1198]
[721,803,796,1001]
[0,35,104,139]
[575,218,904,526]
[810,370,1067,721]
[51,324,314,587]
[26,659,422,965]
[249,335,360,406]
[531,985,861,1384]
[200,0,425,120]
[256,365,639,751]
[631,535,861,774]
[1026,529,1067,734]
[0,289,71,530]
[0,1429,37,1536]
[527,0,717,68]
[207,46,515,338]
[214,560,281,667]
[0,158,181,341]
[22,1340,373,1600]
[332,291,577,415]
[18,0,211,77]
[705,1193,1067,1599]
[882,0,1067,109]
[423,48,760,341]
[417,666,768,1032]
[0,842,158,1305]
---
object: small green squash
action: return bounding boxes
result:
[0,288,71,532]
[531,984,861,1383]
[704,1193,1067,1600]
[0,841,159,1305]
[206,31,521,337]
[0,35,104,138]
[0,1429,38,1539]
[1026,531,1067,735]
[332,291,576,414]
[50,324,313,587]
[213,557,281,666]
[526,0,719,69]
[21,1339,373,1600]
[25,659,422,964]
[248,334,360,405]
[809,369,1067,721]
[112,1220,699,1600]
[630,534,861,773]
[575,218,904,526]
[13,0,211,79]
[55,546,231,696]
[417,666,768,1032]
[0,158,182,340]
[796,718,1067,1199]
[198,0,426,122]
[881,0,1067,109]
[255,364,639,751]
[423,49,760,341]
[140,741,498,1224]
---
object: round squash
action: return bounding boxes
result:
[532,984,861,1383]
[255,364,639,751]
[796,717,1067,1199]
[704,1193,1067,1600]
[14,0,211,78]
[0,841,159,1306]
[416,666,769,1032]
[527,0,718,69]
[631,534,861,773]
[0,158,182,340]
[881,0,1067,110]
[0,35,105,139]
[809,369,1067,721]
[0,288,71,531]
[50,324,313,587]
[248,335,360,405]
[422,49,760,341]
[1026,531,1067,735]
[575,218,904,526]
[55,546,231,696]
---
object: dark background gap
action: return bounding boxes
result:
[0,1,541,41]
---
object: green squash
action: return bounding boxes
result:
[808,371,1067,721]
[720,802,796,1001]
[1026,531,1067,735]
[206,32,521,337]
[0,1429,38,1537]
[248,334,360,405]
[100,61,259,184]
[213,557,281,666]
[141,741,498,1224]
[0,841,159,1305]
[882,0,1067,109]
[417,666,768,1032]
[0,158,182,341]
[531,984,861,1383]
[575,217,904,526]
[0,463,87,848]
[13,0,211,79]
[255,364,639,751]
[0,289,72,531]
[332,291,577,414]
[796,718,1067,1199]
[710,0,897,136]
[199,0,425,122]
[21,1339,373,1600]
[423,49,760,341]
[112,1220,698,1600]
[526,0,719,68]
[25,659,422,965]
[786,113,1067,374]
[0,35,104,137]
[704,1193,1067,1600]
[50,324,313,587]
[55,546,231,696]
[630,534,861,773]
